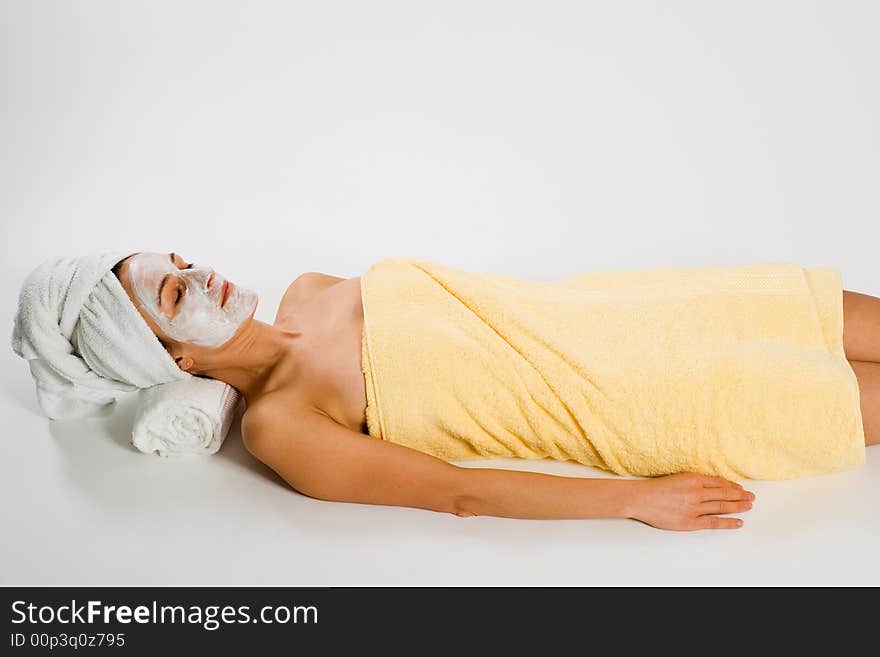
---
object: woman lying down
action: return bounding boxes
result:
[12,251,878,531]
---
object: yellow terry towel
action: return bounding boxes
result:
[359,257,865,480]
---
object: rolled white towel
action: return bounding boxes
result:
[132,377,241,457]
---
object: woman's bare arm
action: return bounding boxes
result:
[241,405,754,530]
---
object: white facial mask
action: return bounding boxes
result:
[128,252,258,348]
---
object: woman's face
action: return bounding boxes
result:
[118,251,258,348]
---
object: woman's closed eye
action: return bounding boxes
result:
[160,278,186,317]
[172,278,188,309]
[160,254,194,316]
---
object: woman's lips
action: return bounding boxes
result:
[221,280,233,307]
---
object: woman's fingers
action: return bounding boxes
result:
[697,516,744,530]
[701,486,755,502]
[699,500,753,515]
[699,475,743,489]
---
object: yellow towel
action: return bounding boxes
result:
[359,257,865,480]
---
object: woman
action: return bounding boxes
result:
[14,251,879,531]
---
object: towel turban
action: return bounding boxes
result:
[11,251,188,420]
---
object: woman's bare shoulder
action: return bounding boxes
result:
[240,391,319,452]
[274,271,348,324]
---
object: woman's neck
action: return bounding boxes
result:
[197,318,302,405]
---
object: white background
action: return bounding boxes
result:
[2,1,878,585]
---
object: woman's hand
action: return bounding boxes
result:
[626,472,755,531]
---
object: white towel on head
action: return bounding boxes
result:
[12,251,188,419]
[132,377,242,456]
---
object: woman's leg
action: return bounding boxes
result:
[843,290,880,362]
[848,361,880,446]
[842,289,880,446]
